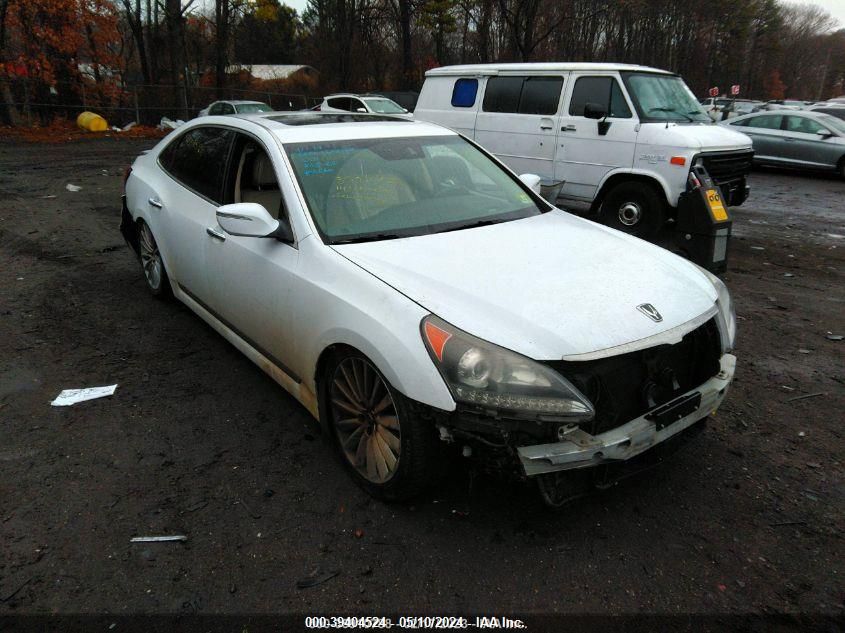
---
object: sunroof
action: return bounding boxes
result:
[266,113,405,126]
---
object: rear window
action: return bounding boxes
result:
[451,78,478,107]
[162,127,234,203]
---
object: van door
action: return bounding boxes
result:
[474,75,564,181]
[556,74,637,202]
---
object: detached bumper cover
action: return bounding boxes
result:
[518,354,736,476]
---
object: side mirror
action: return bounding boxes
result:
[356,107,367,113]
[518,173,542,195]
[584,102,607,120]
[817,130,834,139]
[216,203,293,243]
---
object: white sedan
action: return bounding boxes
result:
[120,112,737,504]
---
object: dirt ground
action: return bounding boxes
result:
[0,136,843,622]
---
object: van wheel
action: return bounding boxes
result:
[321,348,440,501]
[598,182,666,240]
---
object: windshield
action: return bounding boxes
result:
[236,103,272,113]
[623,72,710,123]
[363,98,406,114]
[285,135,545,243]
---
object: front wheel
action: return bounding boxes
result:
[322,349,440,501]
[598,182,667,240]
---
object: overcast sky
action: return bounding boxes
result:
[280,0,843,29]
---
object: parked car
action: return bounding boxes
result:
[197,100,273,117]
[414,63,753,240]
[317,93,413,119]
[119,112,737,504]
[720,110,845,177]
[807,104,845,121]
[757,99,807,111]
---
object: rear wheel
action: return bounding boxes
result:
[137,221,170,298]
[598,181,667,240]
[322,349,440,501]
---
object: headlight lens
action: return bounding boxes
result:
[696,266,736,352]
[421,315,594,419]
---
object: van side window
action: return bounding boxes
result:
[482,76,523,113]
[569,77,632,119]
[518,77,563,115]
[451,78,479,107]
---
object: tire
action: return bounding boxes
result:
[321,348,440,501]
[838,157,845,180]
[598,181,667,240]
[137,220,171,298]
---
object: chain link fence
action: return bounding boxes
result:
[1,78,321,127]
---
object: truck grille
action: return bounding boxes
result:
[698,150,754,205]
[545,318,722,435]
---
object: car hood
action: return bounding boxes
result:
[639,122,752,152]
[332,211,718,360]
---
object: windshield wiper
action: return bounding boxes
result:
[434,218,510,234]
[331,233,406,244]
[649,107,693,122]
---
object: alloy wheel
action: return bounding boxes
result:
[330,357,401,484]
[138,223,163,291]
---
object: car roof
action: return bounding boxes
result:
[425,62,673,77]
[229,112,452,143]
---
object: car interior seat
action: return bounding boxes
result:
[238,149,282,218]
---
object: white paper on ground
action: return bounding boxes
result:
[51,384,117,406]
[65,183,82,192]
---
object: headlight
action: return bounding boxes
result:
[696,266,736,352]
[421,315,594,420]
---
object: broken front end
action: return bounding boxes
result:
[423,313,736,507]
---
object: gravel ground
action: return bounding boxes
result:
[0,137,843,622]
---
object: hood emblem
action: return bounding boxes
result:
[637,303,663,322]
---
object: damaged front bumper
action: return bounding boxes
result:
[517,353,736,476]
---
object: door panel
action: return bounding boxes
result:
[157,126,234,302]
[474,75,563,180]
[556,74,637,201]
[205,135,301,377]
[781,116,840,167]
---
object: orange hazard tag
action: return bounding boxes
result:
[705,189,728,221]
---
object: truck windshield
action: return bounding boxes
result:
[284,135,544,244]
[623,73,710,123]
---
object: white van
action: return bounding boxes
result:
[415,63,754,238]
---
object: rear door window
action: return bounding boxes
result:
[482,76,523,113]
[569,76,632,118]
[451,78,479,107]
[327,97,352,111]
[518,77,563,115]
[746,115,783,130]
[164,127,235,203]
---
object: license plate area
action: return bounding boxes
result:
[645,392,702,430]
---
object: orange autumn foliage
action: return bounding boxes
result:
[1,0,120,85]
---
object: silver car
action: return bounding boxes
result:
[720,110,845,178]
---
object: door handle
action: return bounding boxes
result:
[206,226,226,242]
[561,125,577,132]
[148,197,163,208]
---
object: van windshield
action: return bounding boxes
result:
[284,135,545,244]
[622,72,710,123]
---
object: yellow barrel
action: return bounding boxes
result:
[76,111,108,132]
